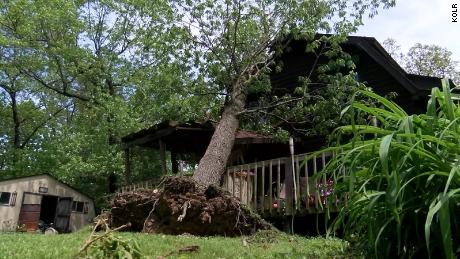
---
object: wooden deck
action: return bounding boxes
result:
[223,151,344,216]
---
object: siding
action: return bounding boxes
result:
[0,175,95,232]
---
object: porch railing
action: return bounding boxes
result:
[223,150,344,216]
[118,179,162,193]
[117,150,345,216]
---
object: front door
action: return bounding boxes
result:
[54,197,72,232]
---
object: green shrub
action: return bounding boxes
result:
[314,80,460,258]
[79,233,143,259]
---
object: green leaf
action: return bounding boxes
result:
[379,134,393,175]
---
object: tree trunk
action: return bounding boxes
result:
[171,151,179,174]
[9,91,21,149]
[193,84,246,186]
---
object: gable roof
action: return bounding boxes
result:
[269,34,453,115]
[0,173,94,201]
[344,36,455,93]
[345,35,418,95]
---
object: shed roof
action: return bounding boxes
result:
[0,173,94,201]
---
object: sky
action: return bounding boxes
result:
[355,0,460,61]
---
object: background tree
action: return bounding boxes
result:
[383,39,460,83]
[0,0,203,202]
[172,0,397,186]
[0,0,397,200]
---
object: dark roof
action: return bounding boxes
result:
[122,120,279,154]
[0,173,94,201]
[407,74,456,91]
[121,120,214,145]
[345,36,456,94]
[268,34,451,115]
[345,35,418,94]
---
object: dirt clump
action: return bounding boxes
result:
[110,189,160,232]
[109,177,271,236]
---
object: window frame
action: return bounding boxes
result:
[72,201,85,213]
[83,202,89,214]
[0,192,12,206]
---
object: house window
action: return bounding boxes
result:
[72,201,85,213]
[0,192,11,205]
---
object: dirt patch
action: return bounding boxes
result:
[109,177,271,236]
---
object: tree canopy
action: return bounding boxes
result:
[0,0,396,198]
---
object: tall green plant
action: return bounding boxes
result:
[312,80,460,258]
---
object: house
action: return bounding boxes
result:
[0,174,95,233]
[270,35,451,114]
[119,35,450,217]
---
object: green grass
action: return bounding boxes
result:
[0,229,350,259]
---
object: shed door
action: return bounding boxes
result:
[54,197,72,232]
[18,204,41,231]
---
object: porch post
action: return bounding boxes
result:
[285,157,294,216]
[159,139,168,175]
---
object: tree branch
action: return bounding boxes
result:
[20,104,71,149]
[20,69,91,102]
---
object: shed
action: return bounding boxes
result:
[0,174,95,233]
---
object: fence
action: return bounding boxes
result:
[118,179,162,193]
[223,151,343,216]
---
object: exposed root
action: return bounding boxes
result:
[142,199,158,232]
[109,176,271,236]
[177,201,191,222]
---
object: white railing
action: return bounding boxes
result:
[224,151,344,215]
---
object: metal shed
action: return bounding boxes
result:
[0,174,95,233]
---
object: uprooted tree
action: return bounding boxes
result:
[110,177,271,236]
[171,0,397,187]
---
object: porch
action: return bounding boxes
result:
[222,150,344,216]
[119,120,343,217]
[118,149,344,217]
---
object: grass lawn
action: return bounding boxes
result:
[0,228,351,259]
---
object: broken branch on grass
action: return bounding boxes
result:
[78,218,131,254]
[158,245,200,258]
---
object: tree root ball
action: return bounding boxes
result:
[108,177,271,236]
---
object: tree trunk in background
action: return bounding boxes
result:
[171,152,178,174]
[9,91,21,149]
[193,84,246,186]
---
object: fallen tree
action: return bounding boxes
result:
[109,177,271,236]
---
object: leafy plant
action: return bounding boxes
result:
[78,218,143,259]
[312,80,460,258]
[82,233,143,259]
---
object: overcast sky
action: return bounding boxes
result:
[355,0,460,61]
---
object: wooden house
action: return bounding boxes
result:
[120,35,451,218]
